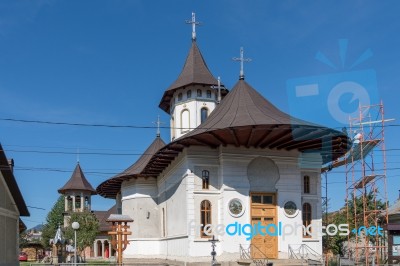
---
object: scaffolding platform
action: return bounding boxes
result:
[352,174,384,189]
[321,139,381,172]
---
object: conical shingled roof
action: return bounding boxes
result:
[159,41,226,113]
[58,163,96,195]
[142,79,351,176]
[184,79,320,132]
[96,136,166,199]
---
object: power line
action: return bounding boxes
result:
[26,205,46,210]
[1,117,399,130]
[3,144,138,152]
[2,163,400,178]
[3,149,145,156]
[3,147,400,158]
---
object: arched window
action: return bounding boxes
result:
[104,240,110,258]
[75,195,81,210]
[97,240,103,257]
[200,200,211,237]
[202,170,209,189]
[181,109,190,133]
[84,196,89,210]
[302,203,312,237]
[201,108,208,123]
[67,196,73,211]
[197,89,202,97]
[178,93,182,101]
[206,90,212,98]
[187,90,192,99]
[304,175,310,194]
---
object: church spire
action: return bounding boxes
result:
[159,13,229,141]
[233,47,252,80]
[185,12,201,41]
[58,163,96,195]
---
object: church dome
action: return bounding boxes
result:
[142,79,351,176]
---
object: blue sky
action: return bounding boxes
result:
[1,0,400,229]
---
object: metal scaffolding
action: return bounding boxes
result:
[345,102,389,265]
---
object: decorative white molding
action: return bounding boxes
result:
[193,190,221,195]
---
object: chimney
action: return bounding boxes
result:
[8,159,14,173]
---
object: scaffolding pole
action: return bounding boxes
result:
[345,102,389,265]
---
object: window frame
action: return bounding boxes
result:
[200,200,212,238]
[202,170,210,189]
[200,107,209,123]
[180,109,190,133]
[302,202,312,238]
[75,195,81,209]
[304,175,310,194]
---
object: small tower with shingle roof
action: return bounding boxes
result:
[159,12,228,141]
[58,163,97,227]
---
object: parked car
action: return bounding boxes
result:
[19,252,28,262]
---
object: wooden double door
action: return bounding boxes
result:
[250,193,278,259]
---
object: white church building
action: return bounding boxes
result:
[97,14,350,262]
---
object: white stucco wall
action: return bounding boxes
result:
[121,178,160,238]
[170,85,218,141]
[121,145,324,261]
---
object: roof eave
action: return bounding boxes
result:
[0,144,30,217]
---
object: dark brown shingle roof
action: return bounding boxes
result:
[96,136,166,199]
[0,143,30,216]
[58,163,96,195]
[93,205,117,232]
[184,79,321,132]
[159,41,225,113]
[142,79,351,176]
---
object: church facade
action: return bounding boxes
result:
[97,14,350,262]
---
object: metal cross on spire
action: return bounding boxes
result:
[232,47,252,80]
[210,76,222,104]
[152,115,165,137]
[185,12,201,40]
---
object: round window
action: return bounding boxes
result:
[228,198,245,217]
[284,201,298,218]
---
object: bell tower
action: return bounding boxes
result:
[158,12,228,141]
[58,163,97,227]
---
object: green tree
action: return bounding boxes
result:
[41,196,65,249]
[323,207,348,256]
[346,191,386,231]
[323,191,387,256]
[64,211,100,260]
